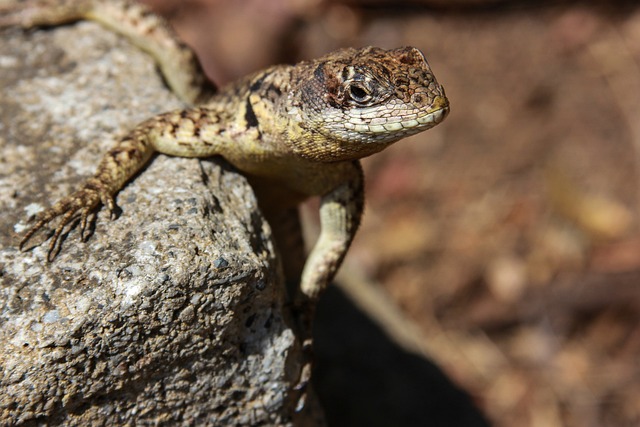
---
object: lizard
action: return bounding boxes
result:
[2,0,449,305]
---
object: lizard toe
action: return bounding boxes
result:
[21,181,109,258]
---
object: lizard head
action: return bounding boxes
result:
[288,46,449,161]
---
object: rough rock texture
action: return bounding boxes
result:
[0,22,314,426]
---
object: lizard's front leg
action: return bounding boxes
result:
[20,124,155,259]
[20,107,226,259]
[288,161,363,410]
[300,161,364,300]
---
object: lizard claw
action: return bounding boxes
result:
[100,192,118,220]
[79,206,94,242]
[20,178,116,260]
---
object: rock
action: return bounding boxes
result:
[0,21,317,426]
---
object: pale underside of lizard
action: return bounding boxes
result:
[1,0,450,303]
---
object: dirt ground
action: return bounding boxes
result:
[145,1,640,426]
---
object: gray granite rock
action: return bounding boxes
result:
[0,21,316,426]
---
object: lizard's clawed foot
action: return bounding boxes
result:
[20,177,117,261]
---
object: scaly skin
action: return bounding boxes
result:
[3,0,450,302]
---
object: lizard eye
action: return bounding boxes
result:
[348,84,372,104]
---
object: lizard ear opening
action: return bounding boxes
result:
[300,62,344,110]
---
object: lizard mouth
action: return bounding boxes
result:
[375,106,448,132]
[343,105,449,134]
[342,94,450,135]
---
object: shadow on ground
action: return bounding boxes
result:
[312,285,491,427]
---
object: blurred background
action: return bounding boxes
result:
[141,1,640,426]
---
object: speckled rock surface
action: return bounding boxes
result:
[0,22,312,426]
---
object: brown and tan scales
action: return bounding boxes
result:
[1,0,449,302]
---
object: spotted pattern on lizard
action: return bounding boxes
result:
[3,0,449,301]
